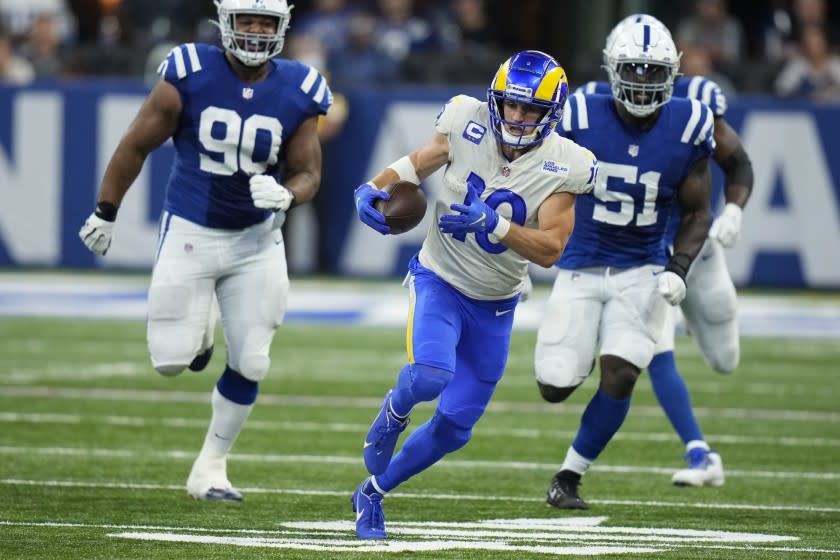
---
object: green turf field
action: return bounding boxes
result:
[1,317,838,559]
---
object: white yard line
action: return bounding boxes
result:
[1,480,839,513]
[1,411,838,448]
[2,386,838,423]
[0,446,837,481]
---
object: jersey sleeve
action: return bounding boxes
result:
[681,76,728,117]
[157,43,205,85]
[297,64,332,117]
[434,95,475,136]
[560,143,598,195]
[681,100,716,161]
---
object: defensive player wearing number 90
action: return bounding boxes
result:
[351,50,598,539]
[77,0,331,501]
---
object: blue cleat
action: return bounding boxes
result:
[363,390,409,475]
[351,478,386,539]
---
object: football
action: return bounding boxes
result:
[374,181,427,234]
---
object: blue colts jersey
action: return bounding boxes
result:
[158,43,331,229]
[556,93,715,269]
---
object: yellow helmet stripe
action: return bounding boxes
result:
[493,59,511,90]
[535,67,566,101]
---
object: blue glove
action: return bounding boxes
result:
[354,183,391,235]
[438,180,499,235]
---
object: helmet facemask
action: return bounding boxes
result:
[604,22,680,118]
[214,0,292,67]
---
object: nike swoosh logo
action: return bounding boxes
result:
[364,440,374,449]
[214,432,231,441]
[468,212,486,226]
[652,270,664,276]
[496,309,513,316]
[356,508,365,521]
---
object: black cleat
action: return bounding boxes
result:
[188,345,214,372]
[546,470,588,510]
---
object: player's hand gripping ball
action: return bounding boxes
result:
[374,181,427,234]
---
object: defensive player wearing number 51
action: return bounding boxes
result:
[78,0,331,501]
[351,50,598,539]
[534,22,714,509]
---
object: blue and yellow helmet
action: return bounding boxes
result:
[487,50,569,148]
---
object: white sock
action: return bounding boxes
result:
[196,387,254,462]
[686,439,710,453]
[561,446,593,476]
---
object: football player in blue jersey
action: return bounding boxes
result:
[78,0,332,501]
[350,51,597,538]
[534,21,715,509]
[575,14,753,487]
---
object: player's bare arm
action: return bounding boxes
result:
[498,192,576,268]
[282,115,322,205]
[672,157,713,260]
[98,80,182,207]
[712,117,753,208]
[368,132,450,188]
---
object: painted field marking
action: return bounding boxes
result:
[0,445,837,481]
[2,386,838,423]
[1,411,837,448]
[2,478,840,514]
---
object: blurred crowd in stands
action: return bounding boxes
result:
[1,0,840,102]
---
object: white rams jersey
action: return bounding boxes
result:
[418,95,597,300]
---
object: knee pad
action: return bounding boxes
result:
[153,363,187,377]
[699,287,737,324]
[534,344,592,391]
[429,412,472,454]
[401,363,453,402]
[237,353,270,382]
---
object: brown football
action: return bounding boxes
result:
[374,181,427,234]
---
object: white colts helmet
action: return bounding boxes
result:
[604,22,680,118]
[604,14,670,64]
[214,0,293,67]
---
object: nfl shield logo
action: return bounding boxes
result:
[628,144,639,157]
[502,166,511,177]
[243,88,254,100]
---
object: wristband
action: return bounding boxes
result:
[492,215,510,239]
[95,201,118,222]
[665,252,692,281]
[386,155,421,185]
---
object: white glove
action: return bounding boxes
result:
[79,213,115,256]
[250,175,295,211]
[709,203,742,248]
[657,271,687,306]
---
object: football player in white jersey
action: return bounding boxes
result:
[350,50,597,539]
[78,0,331,501]
[576,13,753,487]
[534,22,715,509]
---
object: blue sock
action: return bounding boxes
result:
[572,388,631,460]
[374,414,467,492]
[216,366,258,405]
[648,352,703,444]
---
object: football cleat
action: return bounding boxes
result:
[186,457,243,501]
[351,479,386,539]
[188,345,214,372]
[672,448,725,487]
[546,470,588,510]
[363,390,409,475]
